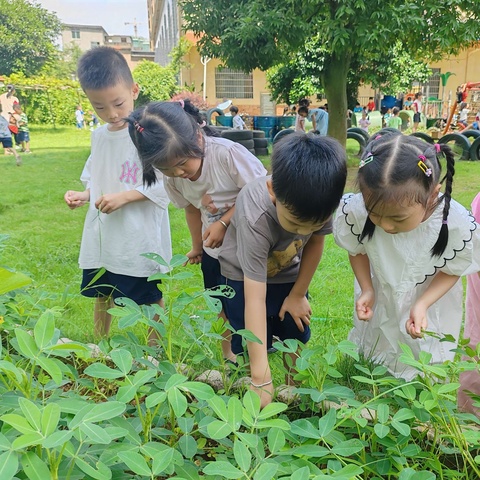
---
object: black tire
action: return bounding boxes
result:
[438,133,471,160]
[206,107,225,125]
[221,130,253,141]
[410,132,435,144]
[347,127,370,143]
[252,130,266,138]
[469,137,480,161]
[376,127,403,136]
[236,139,255,150]
[254,138,268,148]
[346,131,366,155]
[461,130,480,141]
[255,147,269,156]
[273,128,295,145]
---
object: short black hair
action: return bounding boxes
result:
[77,46,133,91]
[298,106,309,115]
[271,133,347,223]
[392,107,400,115]
[229,105,239,114]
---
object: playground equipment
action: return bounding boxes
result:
[442,82,480,135]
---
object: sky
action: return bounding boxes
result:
[38,0,150,39]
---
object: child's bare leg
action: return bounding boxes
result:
[219,309,236,362]
[147,298,164,346]
[94,296,113,337]
[7,147,21,165]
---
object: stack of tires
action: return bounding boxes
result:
[220,129,256,155]
[253,130,268,156]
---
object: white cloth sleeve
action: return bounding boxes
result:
[333,194,367,256]
[136,169,170,210]
[226,142,267,188]
[80,155,92,190]
[163,176,191,209]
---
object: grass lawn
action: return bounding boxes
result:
[1,125,479,354]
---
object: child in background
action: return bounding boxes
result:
[458,102,470,128]
[127,100,267,362]
[334,134,480,380]
[295,106,309,132]
[359,110,371,132]
[383,108,392,127]
[75,105,85,129]
[353,103,363,113]
[458,192,480,416]
[219,133,347,406]
[64,47,172,339]
[0,104,21,165]
[367,97,375,112]
[404,96,413,110]
[230,105,246,130]
[412,92,423,132]
[13,104,31,154]
[387,107,402,130]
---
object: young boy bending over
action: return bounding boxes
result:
[218,133,347,406]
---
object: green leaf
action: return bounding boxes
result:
[75,457,112,480]
[207,420,233,440]
[253,462,279,480]
[393,408,415,422]
[437,382,460,395]
[169,253,189,268]
[42,430,73,449]
[145,391,167,409]
[79,422,111,444]
[227,396,243,431]
[110,349,133,375]
[82,401,126,424]
[243,390,261,418]
[33,311,55,350]
[132,369,156,386]
[152,447,175,475]
[21,451,51,480]
[203,461,244,479]
[168,387,188,417]
[291,466,310,480]
[178,435,197,459]
[40,402,60,437]
[331,438,364,456]
[291,418,321,439]
[0,413,37,435]
[0,267,31,295]
[291,444,329,457]
[180,381,215,400]
[15,328,39,359]
[0,361,24,383]
[257,401,288,420]
[374,423,390,438]
[12,432,44,450]
[36,356,62,384]
[117,451,151,476]
[142,252,169,267]
[267,427,285,453]
[18,398,42,431]
[0,433,11,452]
[376,403,389,423]
[317,408,337,437]
[234,439,251,472]
[208,395,228,422]
[0,450,19,480]
[165,373,188,390]
[116,385,138,403]
[84,363,124,379]
[392,419,411,436]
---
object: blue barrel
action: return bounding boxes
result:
[254,116,277,141]
[276,116,295,130]
[216,116,233,127]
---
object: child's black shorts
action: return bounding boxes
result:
[81,268,162,305]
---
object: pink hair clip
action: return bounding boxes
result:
[434,143,441,153]
[134,121,144,133]
[178,99,185,109]
[199,120,206,127]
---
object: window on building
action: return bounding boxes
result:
[90,42,100,48]
[121,37,127,43]
[215,68,253,99]
[415,68,441,99]
[71,30,80,39]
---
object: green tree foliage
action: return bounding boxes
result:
[181,0,480,144]
[0,0,61,76]
[41,42,84,80]
[132,60,178,105]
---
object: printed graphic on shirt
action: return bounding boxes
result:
[267,239,303,277]
[201,193,233,223]
[119,160,140,184]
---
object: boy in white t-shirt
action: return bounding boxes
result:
[230,105,246,129]
[64,47,172,339]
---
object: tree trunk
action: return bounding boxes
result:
[322,52,351,147]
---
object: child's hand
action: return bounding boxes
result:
[279,294,311,333]
[202,221,227,249]
[95,193,126,214]
[356,289,375,321]
[64,190,89,209]
[405,302,428,339]
[184,249,203,265]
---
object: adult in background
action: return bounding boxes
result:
[412,92,423,132]
[0,85,19,154]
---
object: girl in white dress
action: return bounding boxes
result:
[334,134,480,380]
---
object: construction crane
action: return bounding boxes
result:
[125,18,143,38]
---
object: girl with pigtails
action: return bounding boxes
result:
[126,100,266,363]
[333,134,480,380]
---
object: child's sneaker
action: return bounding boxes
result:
[25,150,32,154]
[16,157,22,166]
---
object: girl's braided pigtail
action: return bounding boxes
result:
[431,143,455,257]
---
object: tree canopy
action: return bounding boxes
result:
[181,0,480,143]
[0,0,62,76]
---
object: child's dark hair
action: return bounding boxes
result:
[272,133,347,223]
[126,99,217,185]
[298,106,309,116]
[415,92,422,99]
[392,107,400,115]
[229,105,239,115]
[357,134,455,257]
[460,102,467,110]
[77,46,134,90]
